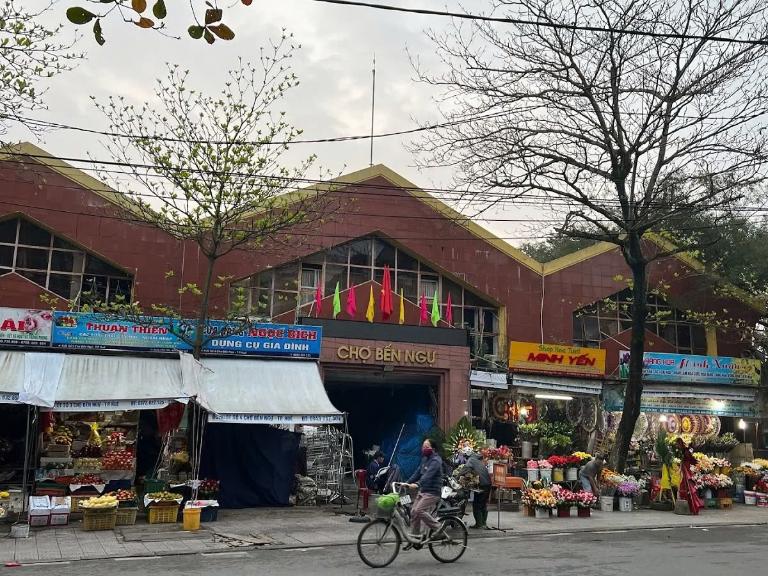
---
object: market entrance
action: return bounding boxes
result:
[324,370,439,479]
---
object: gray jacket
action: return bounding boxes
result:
[463,453,491,488]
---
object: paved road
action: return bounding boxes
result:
[19,524,766,575]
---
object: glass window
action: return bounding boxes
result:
[82,275,108,303]
[421,278,438,299]
[273,291,297,316]
[50,250,85,273]
[109,278,132,302]
[325,244,349,264]
[397,249,418,270]
[274,264,299,291]
[17,220,50,247]
[442,278,462,306]
[463,290,487,307]
[257,271,273,290]
[396,271,417,302]
[325,265,347,295]
[15,247,49,271]
[0,219,17,244]
[373,239,395,267]
[464,307,478,331]
[84,255,125,277]
[252,290,272,316]
[692,325,707,353]
[48,274,80,300]
[349,266,371,287]
[482,310,497,333]
[0,245,13,268]
[348,239,372,266]
[299,266,321,306]
[17,270,46,287]
[53,237,78,250]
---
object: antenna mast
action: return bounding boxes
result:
[370,54,376,166]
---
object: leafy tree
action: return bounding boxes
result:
[415,0,768,471]
[0,0,79,136]
[520,236,597,263]
[65,0,250,45]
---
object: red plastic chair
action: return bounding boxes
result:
[354,469,370,511]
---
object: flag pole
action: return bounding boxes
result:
[370,53,376,166]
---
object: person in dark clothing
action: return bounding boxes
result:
[459,446,491,529]
[406,438,445,540]
[366,451,386,492]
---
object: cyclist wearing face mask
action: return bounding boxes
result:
[406,438,445,540]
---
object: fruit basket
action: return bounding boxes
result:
[82,508,117,531]
[115,507,138,526]
[148,504,178,524]
[70,495,97,514]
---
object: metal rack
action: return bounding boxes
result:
[305,419,355,505]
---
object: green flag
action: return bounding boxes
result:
[430,290,440,327]
[332,282,341,318]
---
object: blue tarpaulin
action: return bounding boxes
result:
[380,413,434,479]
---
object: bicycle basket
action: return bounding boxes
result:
[376,494,399,517]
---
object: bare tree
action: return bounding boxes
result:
[414,0,768,470]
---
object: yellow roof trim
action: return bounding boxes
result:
[542,242,619,275]
[1,142,138,213]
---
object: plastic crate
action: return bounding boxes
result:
[35,486,67,497]
[148,504,178,524]
[200,506,218,522]
[82,508,117,531]
[143,478,168,494]
[115,507,138,526]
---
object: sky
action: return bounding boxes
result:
[7,0,541,246]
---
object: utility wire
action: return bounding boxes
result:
[311,0,768,46]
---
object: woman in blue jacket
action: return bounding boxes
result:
[406,438,444,539]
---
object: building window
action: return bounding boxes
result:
[573,288,707,354]
[0,217,133,304]
[232,237,501,360]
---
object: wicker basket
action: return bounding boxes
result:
[70,495,95,514]
[115,507,138,526]
[148,504,178,524]
[82,508,117,531]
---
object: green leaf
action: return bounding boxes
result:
[188,25,205,39]
[152,0,167,19]
[209,24,235,41]
[93,19,105,45]
[204,28,215,44]
[66,7,96,25]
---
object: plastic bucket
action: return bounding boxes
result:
[618,497,633,512]
[744,491,757,505]
[600,497,614,512]
[540,469,552,482]
[552,469,564,483]
[521,441,533,459]
[526,469,539,481]
[182,507,201,531]
[566,468,579,481]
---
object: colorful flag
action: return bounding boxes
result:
[366,285,375,323]
[430,290,440,327]
[398,289,405,325]
[419,294,428,325]
[332,282,341,319]
[446,291,453,326]
[380,265,393,320]
[314,284,323,317]
[346,284,357,317]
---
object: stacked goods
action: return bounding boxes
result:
[146,491,181,524]
[74,458,102,472]
[112,489,139,526]
[71,474,103,485]
[80,495,118,531]
[146,491,181,503]
[101,450,134,470]
[79,494,118,509]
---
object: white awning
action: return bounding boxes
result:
[48,354,186,411]
[0,351,24,403]
[642,384,756,403]
[470,370,508,390]
[512,374,603,396]
[196,358,343,425]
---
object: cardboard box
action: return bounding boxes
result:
[50,496,71,513]
[28,496,51,515]
[29,514,49,527]
[49,513,69,526]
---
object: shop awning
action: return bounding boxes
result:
[0,351,24,403]
[196,358,343,425]
[470,370,508,390]
[512,374,603,396]
[45,354,187,411]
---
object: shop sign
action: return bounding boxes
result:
[50,312,322,358]
[618,351,761,387]
[508,341,605,376]
[336,344,437,365]
[51,399,173,411]
[604,389,756,417]
[0,308,53,346]
[208,413,344,425]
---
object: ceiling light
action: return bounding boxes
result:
[738,419,747,430]
[534,394,573,401]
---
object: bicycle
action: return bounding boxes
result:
[356,482,468,568]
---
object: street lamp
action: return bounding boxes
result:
[738,419,747,444]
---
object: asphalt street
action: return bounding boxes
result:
[16,524,766,575]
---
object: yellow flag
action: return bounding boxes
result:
[366,285,375,323]
[398,289,405,325]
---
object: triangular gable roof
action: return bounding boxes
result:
[2,143,757,310]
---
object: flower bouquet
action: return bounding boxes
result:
[574,491,597,517]
[198,479,220,499]
[529,488,556,518]
[754,478,768,495]
[538,459,553,481]
[547,455,569,468]
[572,451,592,466]
[554,487,577,517]
[616,481,640,498]
[481,445,511,461]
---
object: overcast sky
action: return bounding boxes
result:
[9,0,539,245]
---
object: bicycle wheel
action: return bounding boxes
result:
[429,516,468,564]
[357,519,401,568]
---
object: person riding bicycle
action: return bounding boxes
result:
[406,438,446,541]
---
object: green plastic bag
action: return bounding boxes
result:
[376,493,400,512]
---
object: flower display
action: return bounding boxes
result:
[526,488,557,509]
[752,458,768,470]
[573,491,598,508]
[616,481,640,497]
[693,453,714,473]
[538,459,553,469]
[554,488,577,506]
[572,451,592,465]
[697,473,733,490]
[199,479,220,495]
[547,455,569,468]
[711,457,731,469]
[481,445,511,460]
[526,460,539,469]
[565,455,582,467]
[754,479,768,494]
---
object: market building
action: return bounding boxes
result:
[0,143,764,512]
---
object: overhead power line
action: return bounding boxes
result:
[311,0,768,46]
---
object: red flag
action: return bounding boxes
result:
[419,294,428,325]
[346,285,357,317]
[380,265,394,320]
[446,291,453,326]
[314,284,323,317]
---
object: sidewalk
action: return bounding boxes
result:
[2,504,767,565]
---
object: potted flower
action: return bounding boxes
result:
[526,459,539,481]
[518,424,539,459]
[548,455,568,483]
[574,491,597,517]
[530,488,556,519]
[538,459,553,482]
[565,455,581,481]
[198,479,220,499]
[554,487,576,518]
[616,481,639,512]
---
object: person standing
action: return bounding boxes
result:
[407,438,445,540]
[459,446,491,529]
